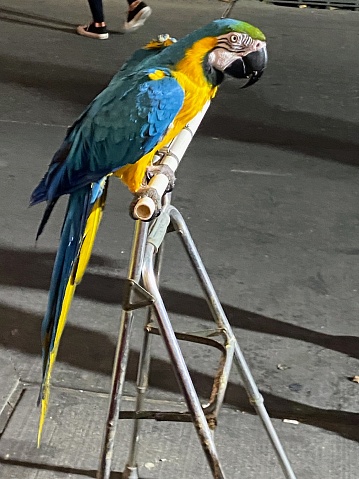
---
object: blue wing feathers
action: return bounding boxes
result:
[33,66,185,382]
[31,71,184,210]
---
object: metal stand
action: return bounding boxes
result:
[97,194,297,479]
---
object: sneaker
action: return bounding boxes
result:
[123,1,152,33]
[77,23,109,40]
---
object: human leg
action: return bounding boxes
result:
[88,0,105,23]
[77,0,109,40]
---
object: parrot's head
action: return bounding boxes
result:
[204,19,267,87]
[165,19,267,88]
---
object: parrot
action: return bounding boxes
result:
[30,18,267,445]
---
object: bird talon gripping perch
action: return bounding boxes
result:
[146,163,176,193]
[30,18,267,445]
[130,162,176,221]
[130,186,162,221]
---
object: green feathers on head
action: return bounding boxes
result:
[182,18,266,44]
[222,19,266,41]
[152,19,266,67]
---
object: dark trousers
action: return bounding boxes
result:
[88,0,135,23]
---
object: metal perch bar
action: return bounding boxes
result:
[132,101,211,221]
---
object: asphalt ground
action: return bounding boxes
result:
[0,1,358,477]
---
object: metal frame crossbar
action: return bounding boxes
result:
[96,194,297,478]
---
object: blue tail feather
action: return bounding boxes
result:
[40,186,92,375]
[30,175,49,206]
[35,199,59,240]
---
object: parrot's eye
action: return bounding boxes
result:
[230,34,239,44]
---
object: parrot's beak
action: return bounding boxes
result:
[224,45,268,88]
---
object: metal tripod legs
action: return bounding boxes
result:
[97,220,150,479]
[97,204,297,479]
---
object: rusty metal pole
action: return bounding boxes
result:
[97,220,149,479]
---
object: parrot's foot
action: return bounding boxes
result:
[130,186,162,221]
[130,164,175,221]
[146,164,176,193]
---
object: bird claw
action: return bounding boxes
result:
[129,186,162,221]
[129,162,176,221]
[146,164,176,193]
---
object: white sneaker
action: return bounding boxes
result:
[123,2,152,33]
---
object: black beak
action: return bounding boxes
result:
[224,45,268,88]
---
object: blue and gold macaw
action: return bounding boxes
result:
[31,18,267,444]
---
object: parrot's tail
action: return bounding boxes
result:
[37,179,108,447]
[30,175,49,206]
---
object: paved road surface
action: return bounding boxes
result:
[0,1,358,477]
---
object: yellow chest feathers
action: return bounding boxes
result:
[115,37,218,192]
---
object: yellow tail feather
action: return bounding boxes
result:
[37,193,106,446]
[75,190,106,283]
[37,279,76,447]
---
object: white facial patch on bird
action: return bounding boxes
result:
[208,32,266,71]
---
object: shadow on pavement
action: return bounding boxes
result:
[0,46,358,168]
[0,245,358,443]
[0,7,77,33]
[1,246,357,360]
[0,457,101,478]
[0,6,123,36]
[0,54,108,107]
[202,110,359,168]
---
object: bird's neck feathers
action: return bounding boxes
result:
[153,20,236,73]
[174,37,220,88]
